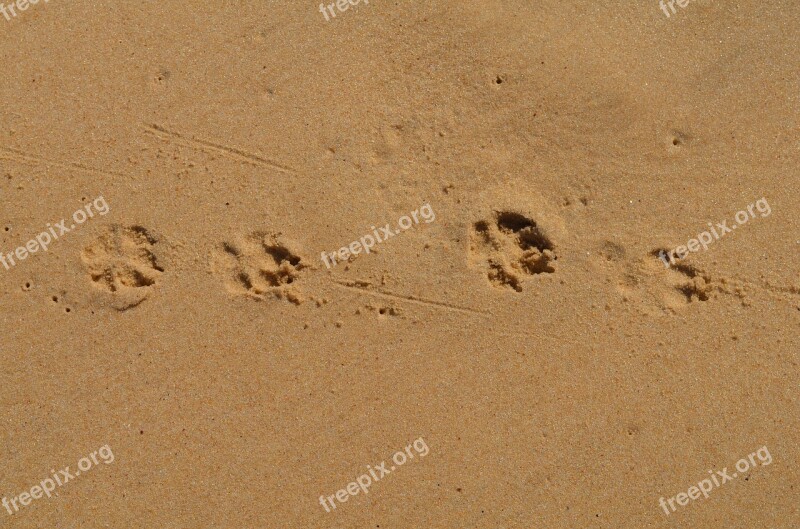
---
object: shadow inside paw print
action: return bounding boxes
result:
[469,211,556,292]
[216,232,308,304]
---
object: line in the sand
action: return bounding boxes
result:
[333,280,488,316]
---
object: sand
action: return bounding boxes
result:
[0,1,798,527]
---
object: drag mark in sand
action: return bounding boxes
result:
[336,280,584,346]
[333,279,488,316]
[0,145,129,178]
[141,123,297,175]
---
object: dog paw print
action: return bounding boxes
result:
[214,232,308,304]
[469,211,556,292]
[609,250,751,314]
[81,225,163,310]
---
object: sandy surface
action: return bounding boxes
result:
[1,1,798,527]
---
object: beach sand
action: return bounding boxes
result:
[0,1,798,527]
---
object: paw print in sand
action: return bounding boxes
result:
[469,211,556,292]
[81,225,164,310]
[215,232,308,304]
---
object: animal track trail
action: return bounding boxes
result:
[214,232,309,304]
[469,211,557,292]
[81,225,164,310]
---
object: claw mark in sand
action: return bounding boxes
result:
[0,145,129,178]
[334,280,488,316]
[142,123,297,175]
